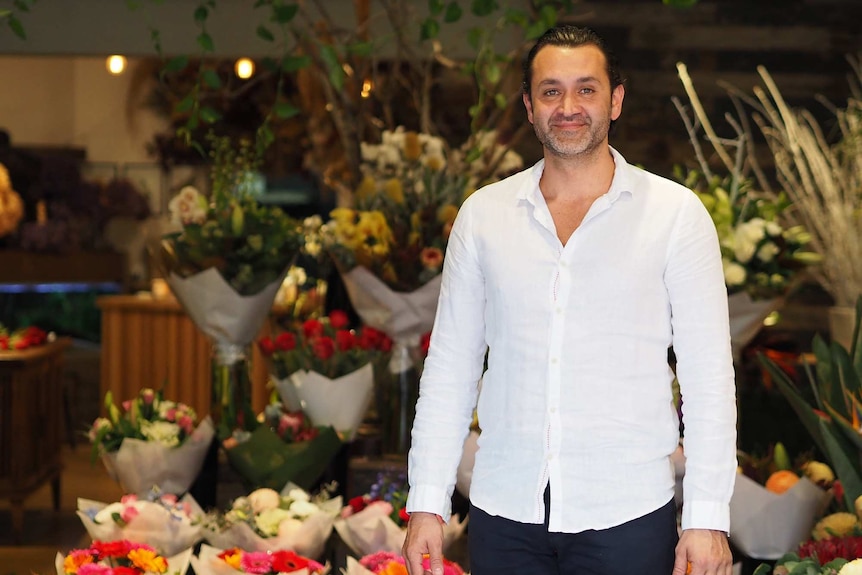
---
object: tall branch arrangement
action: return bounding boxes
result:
[744,59,862,307]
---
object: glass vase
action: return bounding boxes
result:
[377,341,422,456]
[211,342,256,441]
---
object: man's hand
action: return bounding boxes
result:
[673,529,733,575]
[403,512,444,575]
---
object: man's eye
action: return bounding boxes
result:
[544,89,559,96]
[580,88,595,94]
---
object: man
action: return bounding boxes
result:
[403,25,736,575]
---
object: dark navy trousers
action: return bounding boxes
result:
[468,486,678,575]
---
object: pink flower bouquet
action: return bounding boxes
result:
[334,471,467,556]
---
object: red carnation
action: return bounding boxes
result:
[329,310,350,330]
[312,336,335,360]
[335,330,355,352]
[275,332,297,351]
[399,508,411,523]
[91,539,132,559]
[358,326,383,349]
[348,495,368,513]
[303,319,325,339]
[112,568,139,575]
[380,335,393,352]
[257,337,276,356]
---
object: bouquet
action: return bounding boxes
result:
[55,540,192,575]
[676,167,818,300]
[201,485,342,559]
[752,538,862,574]
[0,323,52,351]
[191,544,328,575]
[326,127,466,294]
[89,388,215,496]
[334,469,467,557]
[342,551,465,575]
[728,443,833,559]
[77,491,204,557]
[260,313,393,440]
[222,407,341,493]
[159,132,304,440]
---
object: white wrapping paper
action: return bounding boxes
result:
[76,494,204,557]
[100,416,215,496]
[729,473,831,560]
[167,268,286,346]
[191,544,329,575]
[202,485,342,560]
[334,503,467,557]
[728,292,783,360]
[274,364,375,441]
[55,546,192,575]
[340,267,441,369]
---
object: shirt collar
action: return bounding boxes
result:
[516,146,636,205]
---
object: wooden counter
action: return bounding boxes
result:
[0,337,71,543]
[97,294,273,421]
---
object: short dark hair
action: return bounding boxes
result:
[521,25,625,97]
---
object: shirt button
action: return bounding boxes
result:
[548,453,554,460]
[550,406,557,414]
[551,357,558,364]
[555,307,563,314]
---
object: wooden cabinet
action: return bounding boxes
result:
[0,338,70,543]
[97,295,272,421]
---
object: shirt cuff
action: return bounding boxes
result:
[681,500,729,533]
[406,484,453,523]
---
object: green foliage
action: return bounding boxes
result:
[1,0,36,39]
[759,297,862,510]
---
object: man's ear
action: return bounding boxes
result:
[523,92,534,124]
[611,84,625,121]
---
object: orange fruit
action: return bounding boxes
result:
[765,470,799,494]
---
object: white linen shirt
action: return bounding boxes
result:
[406,147,737,533]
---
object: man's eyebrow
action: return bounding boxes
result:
[536,75,601,86]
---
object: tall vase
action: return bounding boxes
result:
[211,343,256,441]
[378,341,422,456]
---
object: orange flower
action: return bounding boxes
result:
[128,547,168,573]
[218,548,243,569]
[63,550,94,574]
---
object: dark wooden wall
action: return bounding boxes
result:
[513,0,862,178]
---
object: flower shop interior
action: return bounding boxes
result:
[1,0,862,574]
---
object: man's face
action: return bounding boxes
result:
[523,44,624,159]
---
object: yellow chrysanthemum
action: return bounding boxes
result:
[410,211,422,231]
[330,207,357,225]
[813,512,859,540]
[437,204,458,225]
[425,153,445,171]
[385,178,404,204]
[128,548,167,573]
[403,131,422,161]
[355,175,378,202]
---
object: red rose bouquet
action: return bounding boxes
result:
[259,312,392,441]
[0,324,51,351]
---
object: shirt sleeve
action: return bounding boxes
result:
[664,191,737,533]
[406,196,488,522]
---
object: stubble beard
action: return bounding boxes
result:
[533,114,611,160]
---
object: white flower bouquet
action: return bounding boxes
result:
[202,485,342,560]
[77,491,204,557]
[90,388,215,496]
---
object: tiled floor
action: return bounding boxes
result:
[0,445,124,575]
